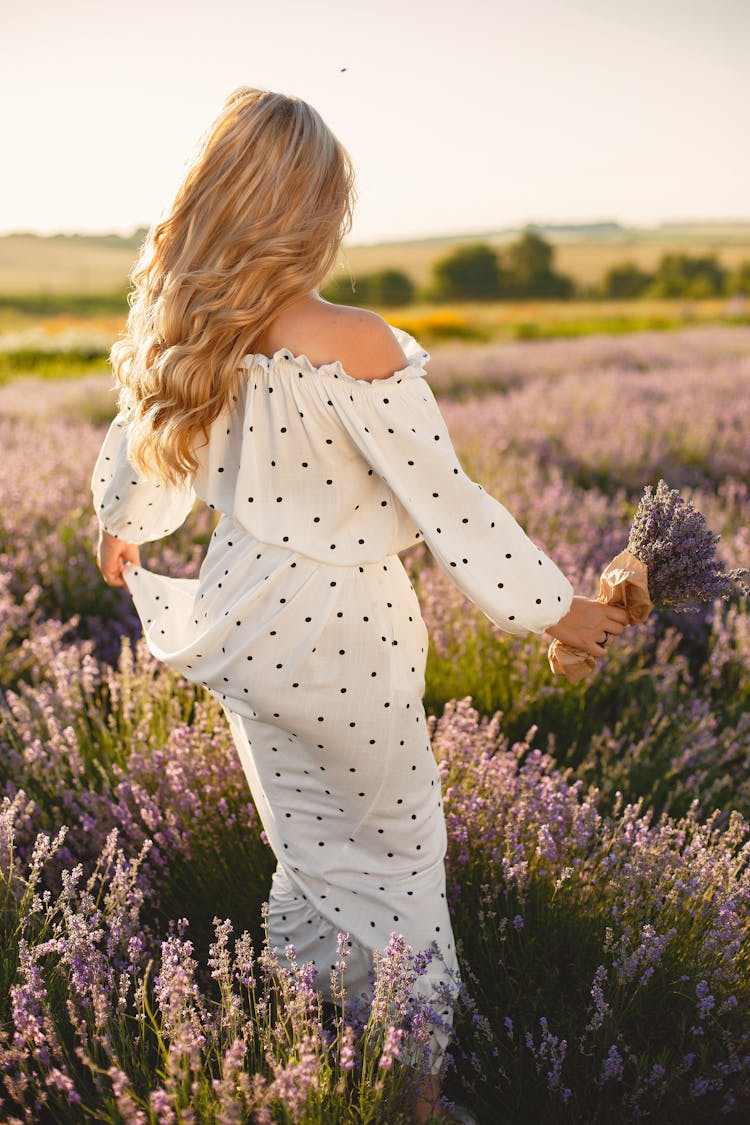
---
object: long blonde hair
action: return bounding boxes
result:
[112,88,355,483]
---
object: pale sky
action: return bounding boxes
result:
[1,0,748,243]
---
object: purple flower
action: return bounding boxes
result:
[266,1034,319,1118]
[108,1066,146,1124]
[586,964,611,1033]
[149,1088,176,1124]
[601,1044,624,1083]
[378,1025,404,1070]
[627,479,749,610]
[45,1066,81,1103]
[339,1025,356,1071]
[370,933,418,1025]
[695,979,716,1022]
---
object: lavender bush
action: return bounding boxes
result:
[433,700,750,1122]
[0,794,421,1123]
[0,325,749,1121]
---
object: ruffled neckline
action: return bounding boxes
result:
[241,324,429,387]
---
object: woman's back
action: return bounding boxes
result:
[190,319,431,566]
[254,295,411,381]
[93,313,572,637]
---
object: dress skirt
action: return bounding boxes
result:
[125,533,460,1074]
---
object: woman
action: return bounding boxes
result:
[93,88,627,1122]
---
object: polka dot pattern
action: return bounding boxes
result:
[91,324,573,1075]
[93,328,573,637]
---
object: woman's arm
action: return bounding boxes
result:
[334,374,573,636]
[91,411,196,545]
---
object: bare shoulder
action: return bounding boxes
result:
[260,297,409,381]
[326,305,409,381]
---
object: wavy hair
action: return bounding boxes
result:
[111,88,355,484]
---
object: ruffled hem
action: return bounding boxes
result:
[241,324,429,387]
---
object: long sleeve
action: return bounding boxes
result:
[91,411,196,543]
[334,375,574,637]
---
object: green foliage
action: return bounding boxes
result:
[511,314,683,340]
[321,273,366,306]
[499,231,576,300]
[646,253,728,299]
[727,260,750,296]
[0,347,111,383]
[321,269,415,308]
[0,290,129,317]
[429,235,576,302]
[430,243,502,301]
[602,261,653,299]
[507,230,554,279]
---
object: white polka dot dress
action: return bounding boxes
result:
[91,326,574,1073]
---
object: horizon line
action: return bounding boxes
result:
[3,216,750,247]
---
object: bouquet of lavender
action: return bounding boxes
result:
[549,479,749,682]
[626,479,749,609]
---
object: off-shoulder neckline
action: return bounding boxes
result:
[241,324,430,387]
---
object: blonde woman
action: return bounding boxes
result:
[93,88,627,1123]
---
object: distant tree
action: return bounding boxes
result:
[321,274,371,306]
[726,260,750,297]
[505,231,553,287]
[602,260,653,299]
[366,269,415,307]
[646,253,728,298]
[501,230,576,299]
[321,268,415,308]
[431,243,501,301]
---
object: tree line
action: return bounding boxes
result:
[323,230,750,306]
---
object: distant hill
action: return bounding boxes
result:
[1,221,749,294]
[5,229,150,249]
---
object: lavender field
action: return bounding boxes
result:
[1,325,749,1123]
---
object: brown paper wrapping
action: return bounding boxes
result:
[547,549,654,683]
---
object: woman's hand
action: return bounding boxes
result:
[97,529,140,589]
[545,595,629,659]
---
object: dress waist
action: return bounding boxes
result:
[207,511,419,570]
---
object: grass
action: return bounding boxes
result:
[0,297,748,383]
[4,225,750,292]
[0,347,111,382]
[0,290,129,318]
[391,297,749,343]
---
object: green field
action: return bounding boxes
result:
[335,223,750,288]
[0,222,747,375]
[1,297,748,384]
[2,221,750,294]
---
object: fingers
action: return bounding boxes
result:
[595,609,628,654]
[601,617,626,637]
[100,564,127,588]
[605,605,631,628]
[96,533,139,589]
[586,600,628,654]
[551,596,632,662]
[98,552,127,587]
[577,639,608,660]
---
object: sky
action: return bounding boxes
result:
[1,0,748,244]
